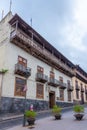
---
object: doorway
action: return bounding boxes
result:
[49,91,55,108]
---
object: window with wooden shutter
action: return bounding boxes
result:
[67,80,70,87]
[59,89,64,101]
[76,90,79,99]
[37,66,44,73]
[14,77,26,97]
[68,91,71,101]
[36,83,44,99]
[50,71,54,78]
[59,76,63,83]
[18,56,27,67]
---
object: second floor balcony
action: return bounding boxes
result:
[36,73,48,83]
[48,78,59,87]
[15,63,31,78]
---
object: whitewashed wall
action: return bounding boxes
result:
[1,41,73,102]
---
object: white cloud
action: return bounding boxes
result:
[59,0,87,52]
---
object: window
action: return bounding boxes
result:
[85,93,87,100]
[50,71,54,78]
[14,77,26,96]
[67,80,70,87]
[36,83,44,99]
[75,80,79,99]
[76,90,79,99]
[37,66,44,73]
[18,56,27,66]
[68,91,71,101]
[75,80,78,88]
[59,76,63,83]
[59,89,64,101]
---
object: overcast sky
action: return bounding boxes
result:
[0,0,87,72]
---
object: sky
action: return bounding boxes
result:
[0,0,87,72]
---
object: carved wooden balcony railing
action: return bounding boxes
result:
[15,63,31,78]
[59,82,66,89]
[48,78,59,87]
[36,73,48,83]
[67,85,73,91]
[10,30,75,76]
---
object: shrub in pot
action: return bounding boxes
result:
[73,105,84,120]
[25,110,37,125]
[52,105,62,120]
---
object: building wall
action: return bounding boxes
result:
[0,12,74,112]
[0,12,12,69]
[2,42,73,102]
[72,76,87,103]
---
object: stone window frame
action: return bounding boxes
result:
[14,77,26,97]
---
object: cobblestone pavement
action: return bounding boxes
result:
[6,108,87,130]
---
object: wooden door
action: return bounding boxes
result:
[49,91,55,108]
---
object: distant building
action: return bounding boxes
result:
[72,65,87,104]
[0,12,87,113]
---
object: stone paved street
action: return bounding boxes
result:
[6,108,87,130]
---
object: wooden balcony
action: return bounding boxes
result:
[67,85,73,91]
[15,63,31,78]
[36,73,48,83]
[59,82,66,89]
[48,78,59,87]
[10,29,75,76]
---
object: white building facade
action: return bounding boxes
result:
[0,12,83,113]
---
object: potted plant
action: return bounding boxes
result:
[25,110,37,125]
[52,105,62,120]
[73,105,84,120]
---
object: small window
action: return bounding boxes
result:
[59,76,63,83]
[36,83,44,99]
[67,80,70,87]
[68,91,71,101]
[37,66,44,73]
[18,56,27,66]
[59,89,64,101]
[76,90,79,99]
[50,71,55,78]
[14,77,26,97]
